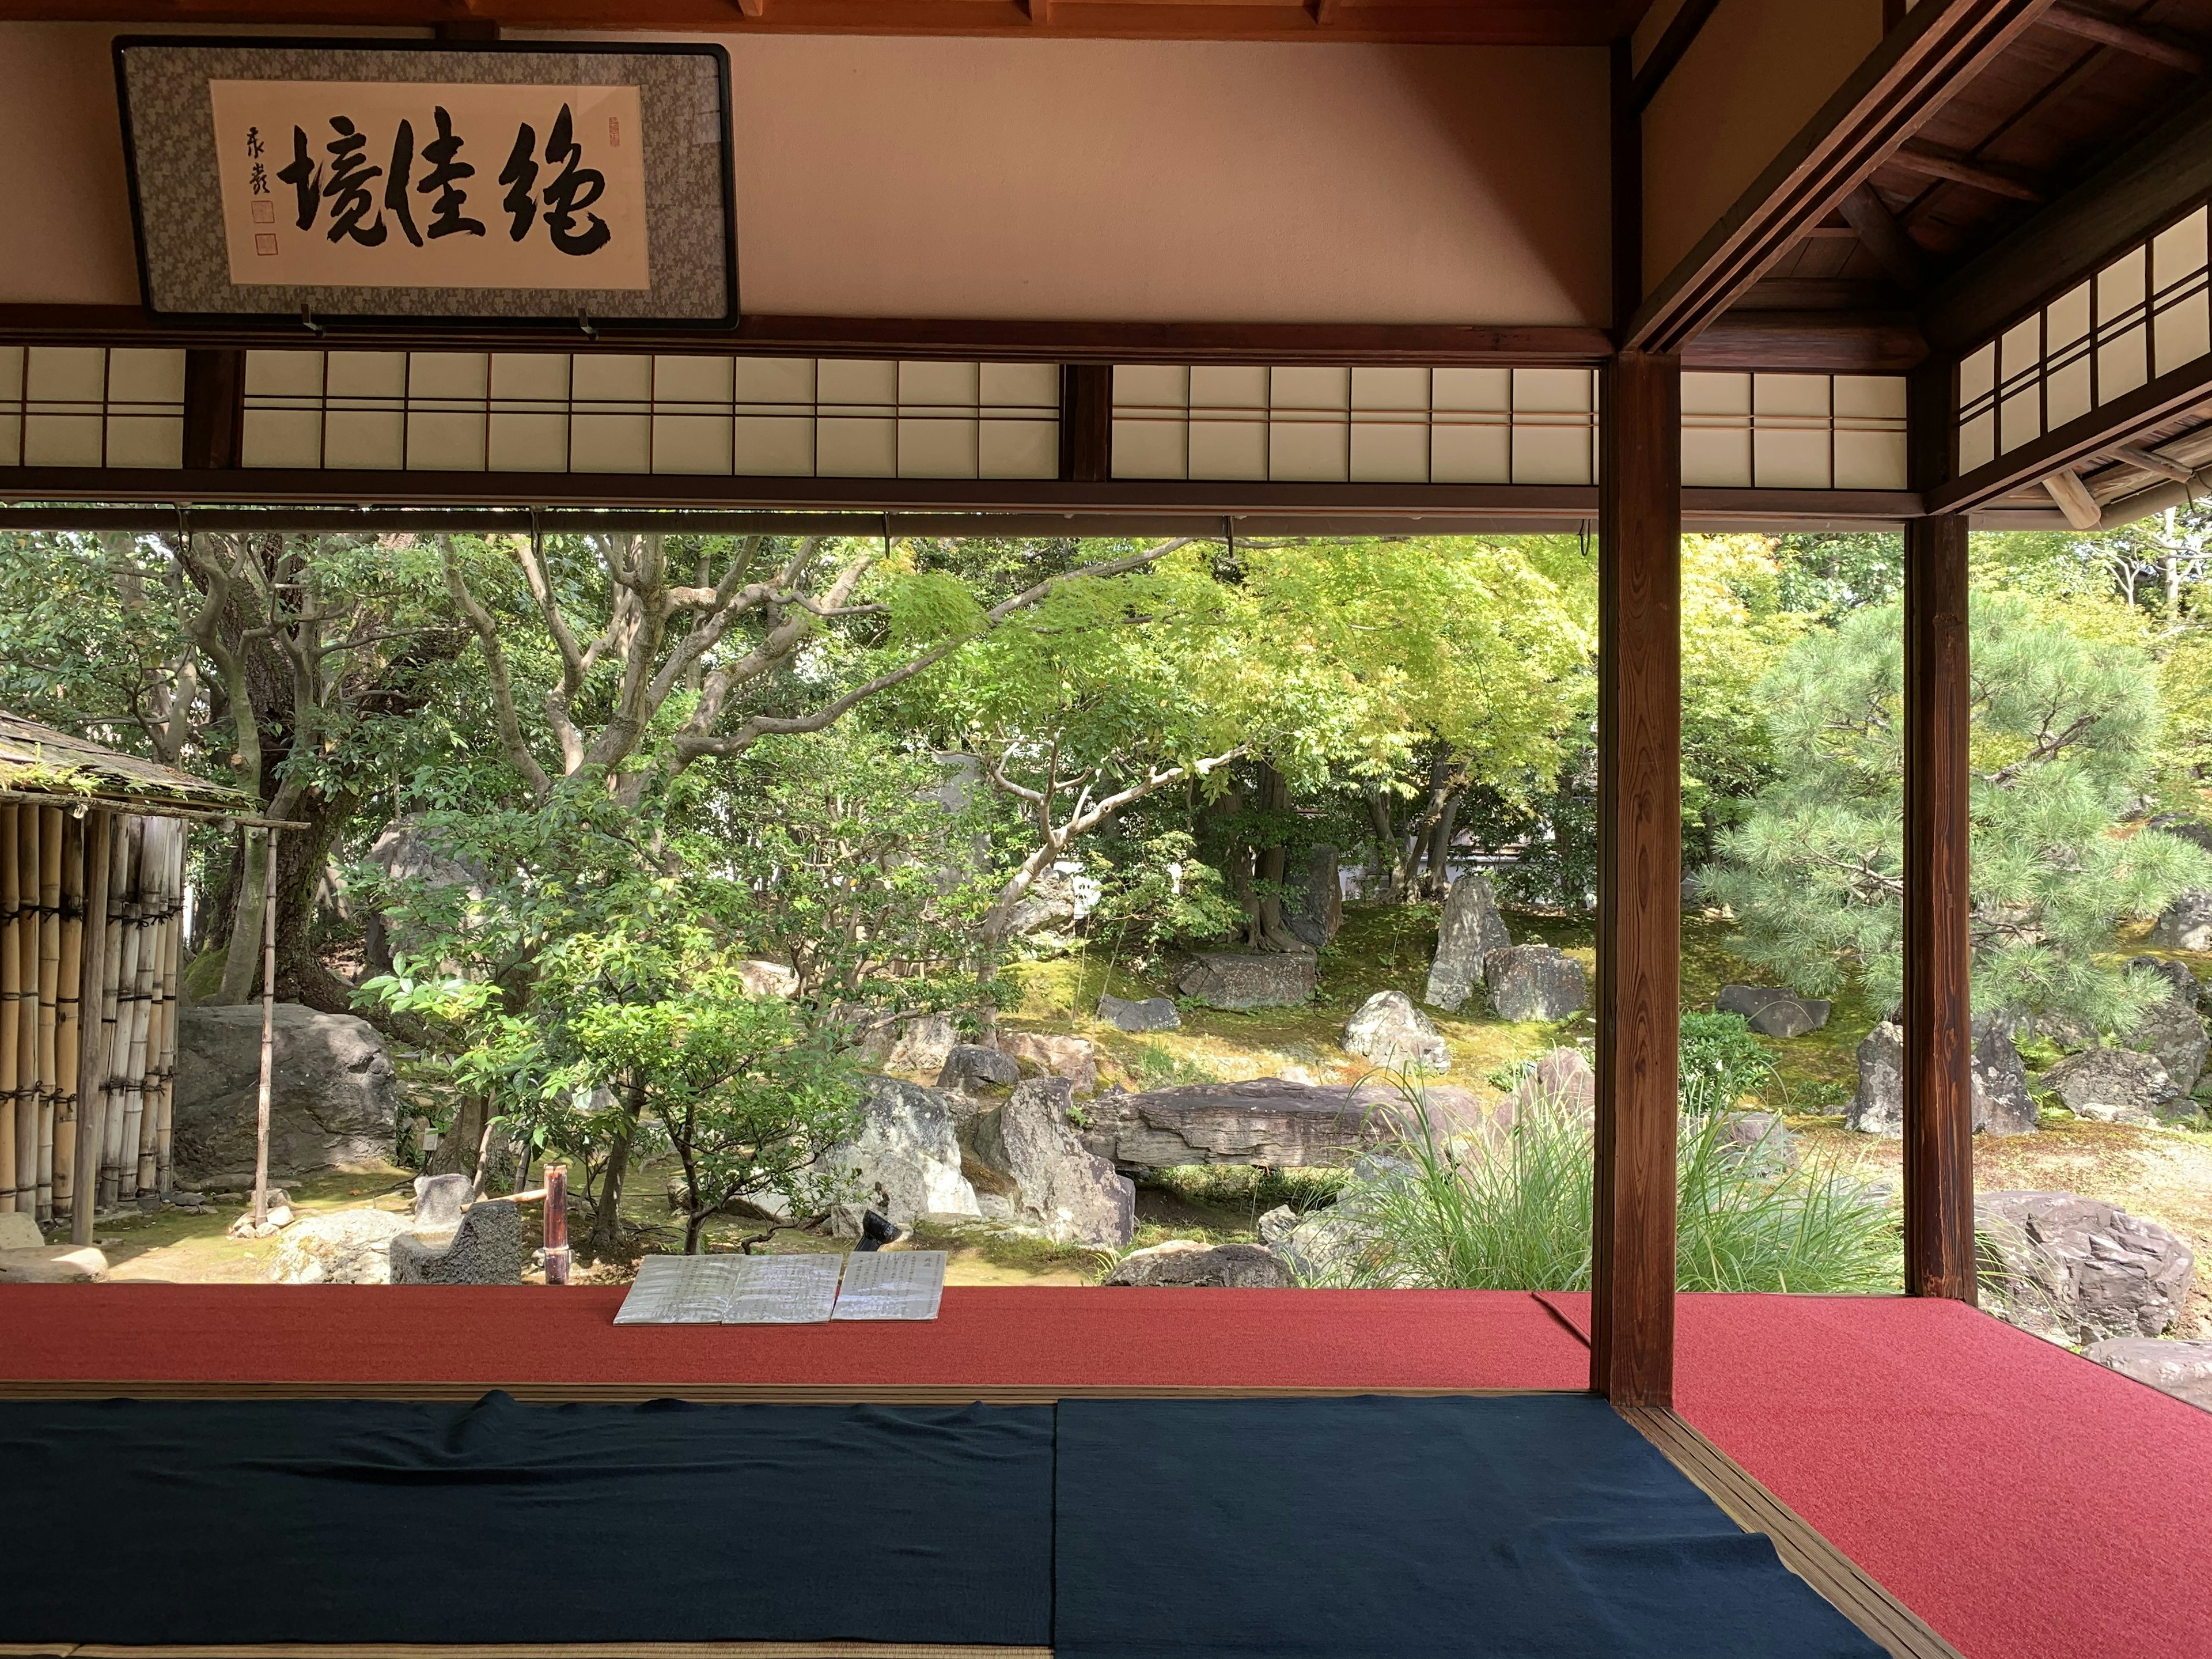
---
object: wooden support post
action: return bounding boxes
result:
[181,350,245,471]
[1592,349,1682,1407]
[1903,513,1977,1301]
[251,827,279,1229]
[1058,364,1112,483]
[71,810,111,1247]
[543,1164,571,1286]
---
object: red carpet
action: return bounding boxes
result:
[0,1283,1588,1392]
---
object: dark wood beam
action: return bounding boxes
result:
[180,349,245,472]
[1928,349,2212,512]
[1630,0,1723,114]
[1624,0,2054,355]
[2040,1,2206,74]
[1683,310,1927,373]
[1058,363,1112,483]
[1613,35,1643,329]
[1888,141,2042,202]
[1903,510,1976,1304]
[1592,348,1681,1410]
[0,305,1612,367]
[1838,184,1926,289]
[1921,86,2212,353]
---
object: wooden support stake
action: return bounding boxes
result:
[1592,349,1683,1407]
[53,814,82,1213]
[1904,514,1977,1301]
[71,810,111,1247]
[252,826,280,1229]
[0,804,18,1215]
[36,805,62,1220]
[544,1164,571,1286]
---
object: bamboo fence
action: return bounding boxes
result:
[0,806,184,1221]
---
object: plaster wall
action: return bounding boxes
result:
[1639,0,1884,296]
[0,25,1611,328]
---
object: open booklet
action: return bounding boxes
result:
[614,1249,946,1325]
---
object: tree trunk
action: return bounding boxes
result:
[585,1078,644,1262]
[1424,791,1463,899]
[429,1093,486,1177]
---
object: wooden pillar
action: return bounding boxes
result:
[181,350,245,472]
[1592,349,1682,1406]
[1903,513,1976,1300]
[1058,365,1112,483]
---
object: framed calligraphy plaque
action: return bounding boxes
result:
[114,37,734,327]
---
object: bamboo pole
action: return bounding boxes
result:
[251,826,280,1229]
[124,821,158,1201]
[14,805,40,1219]
[151,819,184,1194]
[100,819,136,1209]
[0,803,19,1216]
[36,805,62,1221]
[54,814,84,1216]
[543,1164,570,1285]
[71,811,112,1247]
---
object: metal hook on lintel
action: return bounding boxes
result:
[298,305,324,337]
[577,311,599,341]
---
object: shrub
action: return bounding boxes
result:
[1678,1010,1782,1111]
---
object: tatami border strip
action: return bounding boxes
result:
[1,1646,1050,1658]
[0,1382,1571,1404]
[1617,1404,1965,1659]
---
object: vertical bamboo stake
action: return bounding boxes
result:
[100,820,137,1208]
[71,811,112,1247]
[0,803,20,1216]
[54,814,84,1216]
[15,805,40,1219]
[153,821,184,1194]
[36,805,63,1221]
[543,1164,570,1285]
[252,827,280,1229]
[126,822,159,1201]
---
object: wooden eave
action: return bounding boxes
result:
[0,710,252,819]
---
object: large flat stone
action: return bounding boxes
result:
[1176,952,1317,1010]
[1080,1077,1490,1169]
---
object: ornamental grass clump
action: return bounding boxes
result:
[1325,1077,1897,1293]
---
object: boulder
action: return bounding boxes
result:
[2083,1337,2212,1411]
[1341,990,1449,1074]
[1078,1077,1404,1169]
[1256,1160,1416,1285]
[0,1212,41,1251]
[264,1209,408,1285]
[816,1075,981,1227]
[359,815,487,972]
[412,1172,474,1232]
[884,1013,959,1078]
[1098,994,1181,1033]
[389,1199,525,1285]
[1003,867,1081,937]
[1424,873,1513,1012]
[997,1031,1100,1094]
[1711,1111,1801,1176]
[172,1003,400,1188]
[2124,957,2209,1098]
[0,1244,108,1283]
[736,959,799,999]
[1283,844,1344,950]
[2148,889,2212,951]
[970,1077,1134,1247]
[2040,1047,2184,1126]
[1104,1240,1296,1288]
[1715,984,1831,1039]
[1506,1047,1596,1123]
[1976,1191,2194,1343]
[1847,1016,2037,1135]
[938,1044,1021,1093]
[1176,951,1316,1010]
[1483,946,1588,1022]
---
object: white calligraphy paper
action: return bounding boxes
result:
[724,1253,843,1325]
[832,1250,947,1321]
[207,80,651,290]
[613,1255,744,1325]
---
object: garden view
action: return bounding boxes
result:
[7,515,2212,1367]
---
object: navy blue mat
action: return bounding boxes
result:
[0,1393,1054,1647]
[1054,1395,1886,1659]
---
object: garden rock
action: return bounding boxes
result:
[1977,1191,2194,1343]
[172,1003,400,1188]
[2083,1336,2212,1411]
[389,1198,525,1285]
[1003,867,1081,937]
[0,1244,108,1283]
[817,1075,980,1226]
[938,1044,1020,1093]
[2124,957,2209,1099]
[1713,1111,1801,1176]
[264,1209,407,1285]
[736,959,799,999]
[1342,990,1450,1073]
[412,1172,474,1232]
[1715,984,1831,1039]
[1424,873,1512,1012]
[1506,1047,1596,1123]
[1256,1168,1410,1283]
[1483,946,1587,1022]
[1080,1077,1401,1169]
[1098,994,1180,1033]
[359,815,487,972]
[2039,1047,2183,1126]
[1177,951,1316,1009]
[884,1013,959,1078]
[969,1077,1134,1248]
[1285,844,1345,949]
[1847,1017,2037,1135]
[2149,889,2212,950]
[1104,1239,1295,1288]
[0,1213,41,1251]
[997,1031,1100,1094]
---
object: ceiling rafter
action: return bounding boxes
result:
[2039,1,2206,73]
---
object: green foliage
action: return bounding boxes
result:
[1677,1012,1780,1112]
[1704,591,2212,1027]
[1330,1086,1898,1294]
[1085,829,1243,955]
